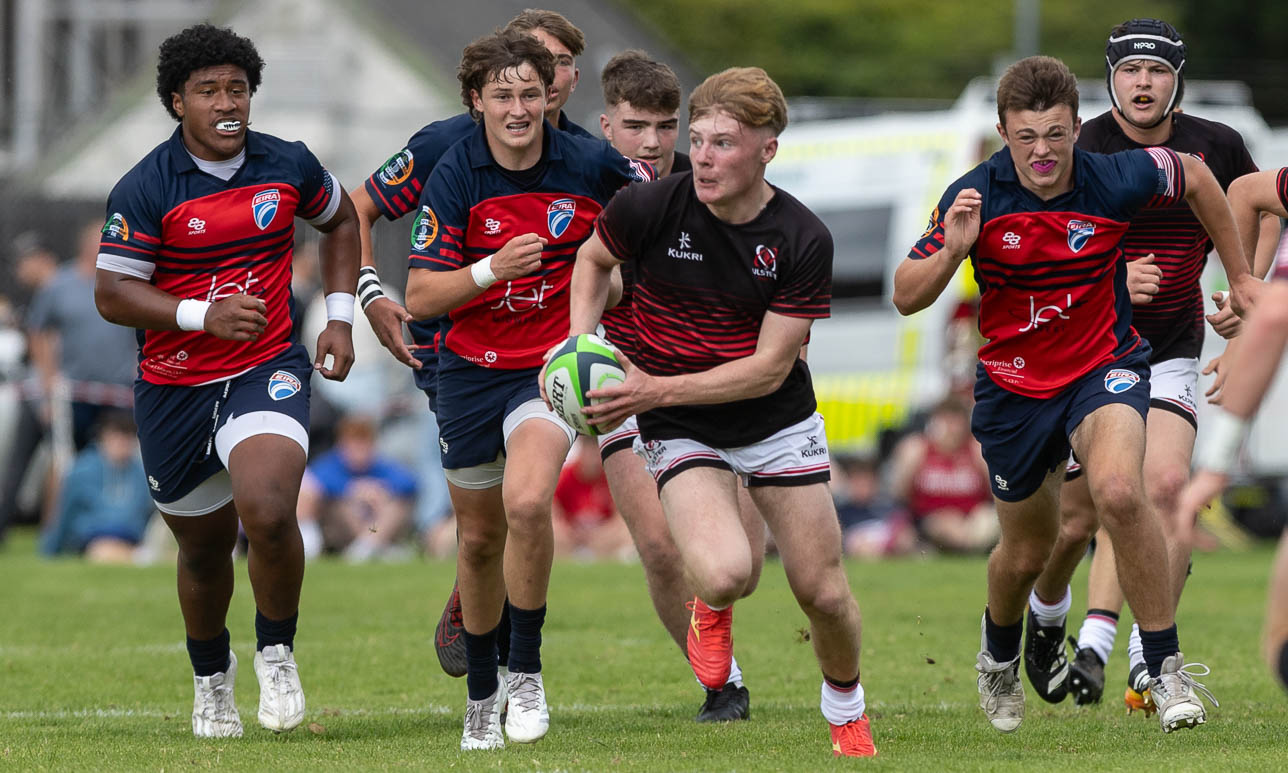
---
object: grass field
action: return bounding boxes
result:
[2,529,1285,772]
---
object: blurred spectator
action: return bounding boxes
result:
[296,413,417,561]
[39,410,154,562]
[553,437,634,561]
[832,454,914,559]
[890,396,998,554]
[944,297,982,405]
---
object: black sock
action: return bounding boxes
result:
[1139,624,1180,678]
[1086,608,1119,623]
[824,673,859,690]
[255,610,298,652]
[497,599,512,667]
[984,607,1022,663]
[187,628,231,677]
[465,626,500,701]
[507,603,546,674]
[1277,640,1288,692]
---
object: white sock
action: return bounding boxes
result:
[1127,623,1144,672]
[1076,613,1118,665]
[727,656,743,688]
[299,520,323,559]
[820,678,865,725]
[1028,586,1071,627]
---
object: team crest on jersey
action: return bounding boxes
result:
[547,198,576,239]
[1066,219,1096,253]
[1104,369,1140,394]
[377,149,414,186]
[102,212,129,241]
[921,207,939,239]
[267,370,302,401]
[752,244,778,278]
[412,206,438,250]
[252,189,281,230]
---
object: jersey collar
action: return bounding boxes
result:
[166,125,268,173]
[465,119,563,170]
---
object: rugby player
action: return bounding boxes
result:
[563,66,876,757]
[1020,19,1275,710]
[404,29,651,750]
[95,24,359,737]
[894,55,1240,734]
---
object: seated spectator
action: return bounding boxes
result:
[296,413,417,561]
[890,397,998,554]
[39,410,154,562]
[553,437,634,561]
[833,454,914,559]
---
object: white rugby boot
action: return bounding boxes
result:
[976,650,1025,733]
[504,670,550,743]
[1149,653,1218,733]
[254,644,305,732]
[461,677,507,751]
[192,651,243,738]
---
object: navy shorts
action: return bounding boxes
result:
[435,350,543,469]
[134,344,312,505]
[972,346,1151,502]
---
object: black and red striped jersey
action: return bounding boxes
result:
[98,128,339,386]
[595,173,833,448]
[1276,168,1288,282]
[909,145,1184,398]
[1077,112,1258,361]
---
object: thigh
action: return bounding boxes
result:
[750,482,844,580]
[501,403,574,509]
[971,376,1070,503]
[1143,407,1196,492]
[658,464,745,566]
[134,379,228,509]
[994,467,1064,545]
[214,345,312,467]
[1068,402,1146,493]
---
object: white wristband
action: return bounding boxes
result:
[470,255,498,289]
[175,299,211,332]
[1193,408,1250,475]
[325,292,356,325]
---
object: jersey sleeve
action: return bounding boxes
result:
[594,182,653,264]
[593,141,657,203]
[408,161,471,272]
[1276,168,1288,213]
[769,225,833,320]
[1118,147,1186,212]
[363,117,473,221]
[293,144,341,226]
[96,174,164,280]
[908,181,972,261]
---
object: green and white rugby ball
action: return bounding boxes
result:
[545,334,625,436]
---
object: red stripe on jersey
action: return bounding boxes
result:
[368,174,398,215]
[1277,168,1288,212]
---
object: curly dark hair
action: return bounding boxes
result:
[155,23,265,121]
[458,29,556,120]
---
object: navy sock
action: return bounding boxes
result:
[985,608,1022,663]
[1277,640,1288,692]
[465,626,500,701]
[187,628,231,677]
[497,599,512,667]
[507,603,546,674]
[1139,624,1180,678]
[255,610,298,652]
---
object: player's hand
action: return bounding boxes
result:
[583,350,655,433]
[1126,254,1162,304]
[537,339,569,410]
[491,233,547,281]
[1173,468,1229,534]
[1202,352,1229,404]
[204,294,267,341]
[1206,291,1242,339]
[314,320,355,381]
[941,188,982,261]
[1228,273,1263,319]
[363,296,420,368]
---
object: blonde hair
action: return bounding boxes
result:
[688,67,788,136]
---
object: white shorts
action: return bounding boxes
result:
[633,412,832,490]
[444,398,574,490]
[596,414,640,460]
[1064,356,1198,478]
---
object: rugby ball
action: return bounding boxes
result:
[544,334,625,436]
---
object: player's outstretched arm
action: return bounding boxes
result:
[350,185,418,368]
[312,186,361,381]
[96,270,267,341]
[1180,154,1260,316]
[893,188,980,315]
[583,311,810,431]
[405,233,546,320]
[1228,170,1288,280]
[568,232,622,335]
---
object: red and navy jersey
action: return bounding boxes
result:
[364,112,593,374]
[1078,112,1258,361]
[909,145,1184,398]
[600,151,694,356]
[98,128,338,386]
[1275,168,1288,282]
[596,173,833,448]
[408,121,652,369]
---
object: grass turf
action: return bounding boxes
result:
[1,529,1284,771]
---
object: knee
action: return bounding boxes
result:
[797,574,855,622]
[999,536,1054,582]
[178,533,236,575]
[1091,474,1143,524]
[695,558,751,608]
[239,506,299,549]
[635,532,683,582]
[1057,505,1098,549]
[503,493,550,535]
[741,551,765,598]
[456,515,506,565]
[1146,467,1189,524]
